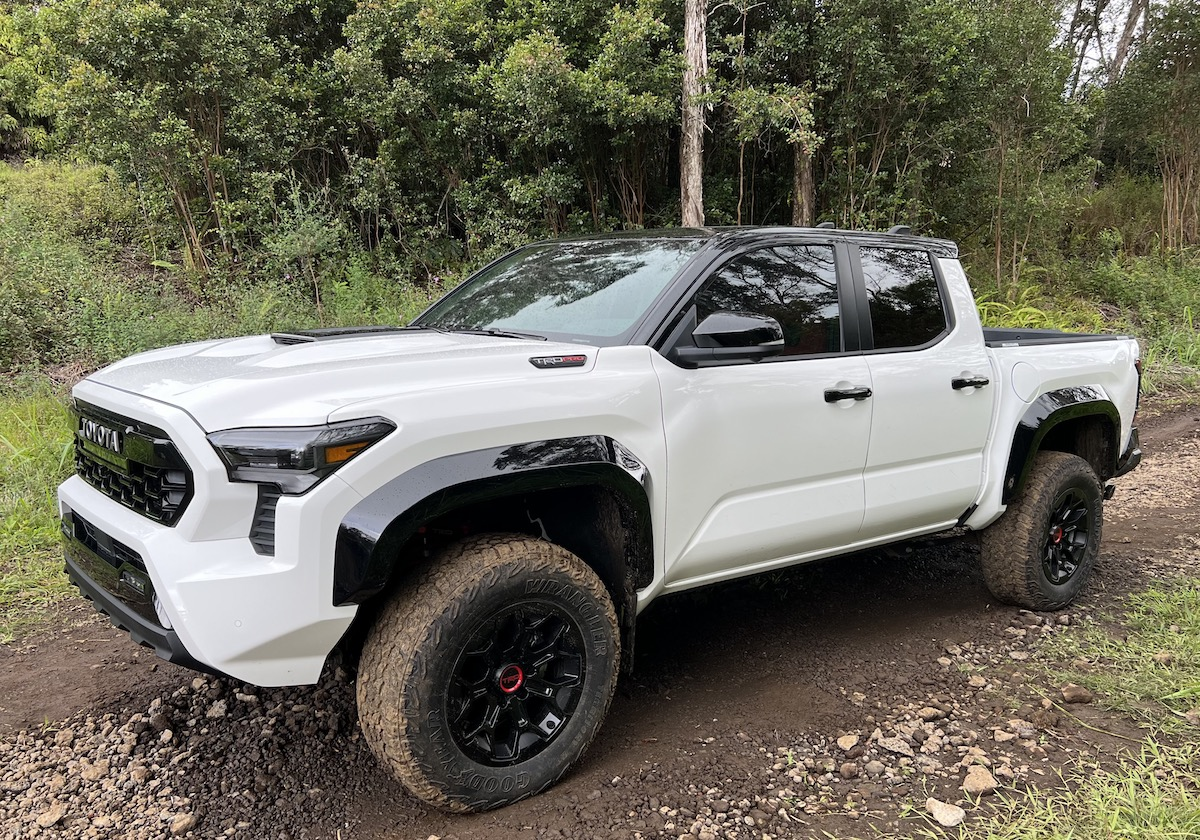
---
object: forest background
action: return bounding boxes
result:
[0,0,1198,387]
[1,7,1199,830]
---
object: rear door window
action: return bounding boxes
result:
[859,247,948,349]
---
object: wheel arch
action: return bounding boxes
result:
[1002,386,1120,504]
[333,436,653,660]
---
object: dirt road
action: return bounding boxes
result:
[3,398,1198,839]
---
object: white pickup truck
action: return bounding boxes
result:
[58,225,1141,812]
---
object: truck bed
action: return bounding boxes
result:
[982,327,1134,348]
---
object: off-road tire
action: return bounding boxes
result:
[981,451,1103,610]
[356,533,620,813]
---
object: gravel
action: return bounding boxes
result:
[0,658,369,839]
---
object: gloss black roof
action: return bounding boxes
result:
[543,225,959,259]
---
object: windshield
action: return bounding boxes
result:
[415,238,705,342]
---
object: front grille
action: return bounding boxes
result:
[72,401,194,526]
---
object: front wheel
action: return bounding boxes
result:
[356,534,620,812]
[981,451,1103,610]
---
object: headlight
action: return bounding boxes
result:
[206,417,395,494]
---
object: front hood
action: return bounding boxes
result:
[87,331,596,430]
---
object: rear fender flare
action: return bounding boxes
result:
[1002,386,1119,504]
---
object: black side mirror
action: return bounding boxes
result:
[671,311,785,366]
[692,311,784,348]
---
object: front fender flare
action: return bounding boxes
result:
[332,435,652,606]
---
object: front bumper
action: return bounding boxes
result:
[62,510,223,678]
[57,382,361,686]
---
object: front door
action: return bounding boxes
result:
[653,243,874,590]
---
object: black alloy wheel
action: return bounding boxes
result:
[980,451,1103,610]
[1043,488,1093,585]
[356,534,620,812]
[448,602,586,766]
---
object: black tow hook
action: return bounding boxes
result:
[1103,482,1116,500]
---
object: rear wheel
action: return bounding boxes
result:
[356,534,620,812]
[981,451,1103,610]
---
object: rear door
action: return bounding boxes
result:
[653,241,874,589]
[854,246,996,539]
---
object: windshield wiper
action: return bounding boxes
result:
[445,327,548,341]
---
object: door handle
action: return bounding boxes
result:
[824,386,873,402]
[952,376,990,390]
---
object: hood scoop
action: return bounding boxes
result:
[271,326,407,345]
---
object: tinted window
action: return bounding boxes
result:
[695,245,841,357]
[859,247,947,349]
[417,239,704,340]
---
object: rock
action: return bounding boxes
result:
[1009,651,1029,661]
[937,656,953,667]
[54,728,75,747]
[925,797,965,828]
[839,762,859,780]
[80,759,109,781]
[130,766,150,784]
[1057,614,1071,625]
[170,813,198,835]
[1152,652,1175,665]
[1061,683,1095,704]
[206,699,228,719]
[877,737,915,758]
[149,712,172,732]
[712,799,729,814]
[993,729,1017,743]
[917,707,945,721]
[968,675,987,688]
[1031,708,1059,728]
[963,765,999,796]
[864,760,886,778]
[36,802,68,828]
[836,734,859,751]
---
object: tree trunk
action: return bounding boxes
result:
[792,142,814,226]
[681,0,707,228]
[1108,0,1148,86]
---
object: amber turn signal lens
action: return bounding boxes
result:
[323,441,370,465]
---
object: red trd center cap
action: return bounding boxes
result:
[498,664,525,694]
[1051,526,1064,544]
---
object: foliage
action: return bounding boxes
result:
[0,162,442,371]
[0,381,73,643]
[1103,0,1200,250]
[906,741,1200,839]
[1041,576,1200,735]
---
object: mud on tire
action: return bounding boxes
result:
[981,451,1103,610]
[356,534,620,813]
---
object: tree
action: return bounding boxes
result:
[1106,1,1200,249]
[681,0,707,227]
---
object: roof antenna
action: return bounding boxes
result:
[815,221,835,229]
[887,224,912,235]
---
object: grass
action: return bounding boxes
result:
[1039,578,1200,736]
[888,577,1200,840]
[0,381,74,643]
[905,741,1200,839]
